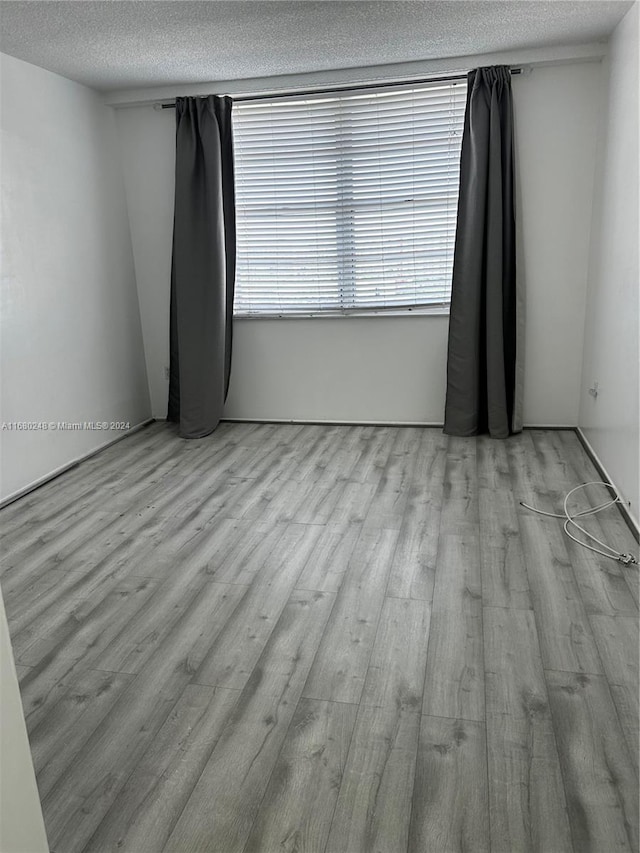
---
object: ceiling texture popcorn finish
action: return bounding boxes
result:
[0,1,633,92]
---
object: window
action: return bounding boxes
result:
[232,79,466,316]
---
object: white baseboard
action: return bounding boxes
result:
[222,417,579,430]
[575,427,640,541]
[0,418,155,510]
[222,417,445,427]
[523,424,577,430]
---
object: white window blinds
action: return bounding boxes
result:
[232,79,466,316]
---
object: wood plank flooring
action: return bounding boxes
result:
[1,421,638,853]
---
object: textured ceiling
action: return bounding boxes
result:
[0,1,633,93]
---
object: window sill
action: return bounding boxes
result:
[233,305,450,320]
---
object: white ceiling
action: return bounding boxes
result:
[0,1,633,93]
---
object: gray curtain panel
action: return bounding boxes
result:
[168,95,236,438]
[444,66,522,439]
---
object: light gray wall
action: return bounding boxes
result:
[0,591,49,853]
[579,2,639,527]
[0,52,151,502]
[116,56,603,427]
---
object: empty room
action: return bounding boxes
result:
[0,1,638,851]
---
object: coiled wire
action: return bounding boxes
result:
[520,481,638,566]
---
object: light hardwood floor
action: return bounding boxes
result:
[1,421,638,853]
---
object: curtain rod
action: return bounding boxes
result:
[159,67,522,109]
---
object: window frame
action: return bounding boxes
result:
[231,78,466,319]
